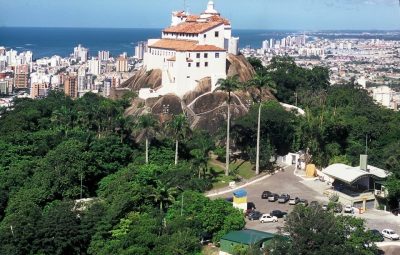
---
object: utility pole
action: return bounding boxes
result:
[365,134,368,155]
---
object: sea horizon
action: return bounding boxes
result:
[1,27,400,59]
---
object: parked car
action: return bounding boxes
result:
[248,211,262,221]
[391,208,400,216]
[289,197,300,205]
[261,191,272,199]
[382,229,400,240]
[278,194,290,203]
[244,202,257,216]
[268,193,279,202]
[270,210,288,218]
[309,201,319,208]
[260,214,278,223]
[322,204,328,211]
[344,205,353,214]
[299,199,308,206]
[369,229,384,242]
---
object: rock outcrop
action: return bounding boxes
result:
[121,69,162,90]
[123,53,275,134]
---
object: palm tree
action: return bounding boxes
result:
[216,76,241,176]
[149,180,178,212]
[246,73,276,175]
[166,114,191,165]
[133,114,158,164]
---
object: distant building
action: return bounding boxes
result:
[30,82,50,98]
[0,78,13,95]
[73,44,89,63]
[116,56,128,72]
[98,50,110,62]
[135,41,147,60]
[14,64,30,89]
[64,75,78,98]
[88,59,101,75]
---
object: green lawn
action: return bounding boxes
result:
[207,159,256,189]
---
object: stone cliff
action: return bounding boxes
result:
[122,54,275,133]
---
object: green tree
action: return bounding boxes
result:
[149,180,178,212]
[268,205,379,255]
[166,114,191,165]
[246,73,276,174]
[133,114,158,164]
[217,76,241,176]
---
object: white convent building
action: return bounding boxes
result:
[139,1,239,99]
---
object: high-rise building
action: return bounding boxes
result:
[14,64,30,89]
[135,41,147,60]
[88,59,101,75]
[64,75,78,98]
[269,39,274,49]
[0,47,6,56]
[98,51,110,62]
[30,82,50,98]
[116,56,128,72]
[77,66,87,96]
[73,44,89,63]
[262,40,269,50]
[0,78,13,95]
[6,50,18,66]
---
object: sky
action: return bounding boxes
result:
[0,0,399,30]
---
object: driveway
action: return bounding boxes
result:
[214,165,400,240]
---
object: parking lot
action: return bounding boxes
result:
[215,166,400,238]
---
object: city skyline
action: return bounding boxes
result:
[1,0,399,30]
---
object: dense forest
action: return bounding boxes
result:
[0,92,245,254]
[0,56,399,254]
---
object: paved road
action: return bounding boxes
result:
[215,166,328,233]
[214,166,400,239]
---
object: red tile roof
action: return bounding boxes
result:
[149,39,225,52]
[163,21,223,34]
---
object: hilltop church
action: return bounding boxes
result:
[139,1,239,99]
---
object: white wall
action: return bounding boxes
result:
[197,26,225,48]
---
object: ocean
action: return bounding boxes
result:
[1,27,399,59]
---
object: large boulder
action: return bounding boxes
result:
[121,69,162,90]
[227,53,256,82]
[124,54,275,134]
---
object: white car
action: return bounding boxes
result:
[259,214,278,223]
[382,229,400,240]
[344,205,353,213]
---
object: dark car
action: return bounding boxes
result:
[278,194,290,203]
[369,229,384,242]
[299,199,308,206]
[270,210,288,218]
[244,202,256,216]
[261,191,272,199]
[248,211,262,221]
[247,202,256,210]
[392,208,400,216]
[268,193,279,202]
